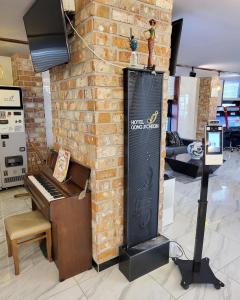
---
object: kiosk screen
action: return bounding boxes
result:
[205,125,223,166]
[207,132,221,154]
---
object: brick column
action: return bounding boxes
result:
[50,0,173,264]
[11,54,47,172]
[196,76,221,139]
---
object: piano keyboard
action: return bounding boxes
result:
[28,175,64,202]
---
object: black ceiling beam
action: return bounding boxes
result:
[176,64,236,74]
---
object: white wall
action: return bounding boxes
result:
[168,76,175,100]
[178,76,200,140]
[0,56,13,86]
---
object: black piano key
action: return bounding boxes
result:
[49,190,62,195]
[48,189,63,196]
[47,189,61,196]
[51,193,63,197]
[47,188,58,193]
[33,175,63,198]
[44,185,55,190]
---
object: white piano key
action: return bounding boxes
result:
[28,175,64,202]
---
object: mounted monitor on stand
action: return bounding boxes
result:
[173,123,224,290]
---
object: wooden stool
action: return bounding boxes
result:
[4,210,52,275]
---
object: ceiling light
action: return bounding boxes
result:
[221,73,240,78]
[0,65,4,80]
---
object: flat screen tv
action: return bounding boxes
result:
[24,0,70,73]
[169,18,183,76]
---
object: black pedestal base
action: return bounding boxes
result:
[173,257,225,290]
[119,235,169,282]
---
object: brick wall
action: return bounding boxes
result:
[11,54,47,172]
[196,76,221,139]
[50,0,173,264]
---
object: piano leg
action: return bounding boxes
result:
[31,198,37,211]
[39,240,48,259]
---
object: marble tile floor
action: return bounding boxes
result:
[1,151,240,299]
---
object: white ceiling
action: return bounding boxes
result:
[0,0,240,74]
[173,0,240,74]
[0,0,34,56]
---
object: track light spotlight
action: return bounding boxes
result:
[189,67,196,77]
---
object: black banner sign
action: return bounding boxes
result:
[124,68,163,248]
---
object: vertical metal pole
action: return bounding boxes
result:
[193,138,209,272]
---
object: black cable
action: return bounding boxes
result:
[169,241,191,260]
[169,241,183,259]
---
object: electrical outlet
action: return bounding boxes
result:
[62,0,75,11]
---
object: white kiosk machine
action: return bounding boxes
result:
[205,124,223,166]
[0,87,27,189]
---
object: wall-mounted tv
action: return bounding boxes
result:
[24,0,70,73]
[169,18,183,76]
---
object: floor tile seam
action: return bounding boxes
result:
[75,278,89,299]
[73,275,90,285]
[148,272,179,300]
[204,226,240,247]
[206,210,240,228]
[216,268,240,288]
[218,255,240,274]
[169,231,196,243]
[36,282,78,300]
[207,229,240,245]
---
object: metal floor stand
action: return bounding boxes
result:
[173,141,225,290]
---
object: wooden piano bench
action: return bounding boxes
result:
[4,210,52,275]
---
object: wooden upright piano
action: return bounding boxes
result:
[25,151,92,281]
